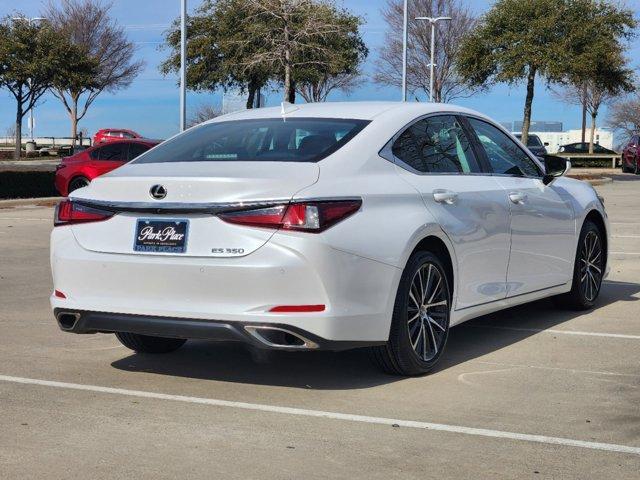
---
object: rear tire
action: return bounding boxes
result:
[370,251,451,376]
[68,176,90,193]
[556,220,604,310]
[115,332,186,354]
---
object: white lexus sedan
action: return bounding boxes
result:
[50,102,609,375]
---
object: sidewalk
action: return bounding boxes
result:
[0,158,60,172]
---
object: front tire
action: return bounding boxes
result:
[558,220,605,310]
[115,332,186,353]
[621,160,629,173]
[370,251,451,376]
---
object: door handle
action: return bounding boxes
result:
[433,189,458,205]
[509,192,527,205]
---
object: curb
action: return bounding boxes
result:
[567,176,613,186]
[0,197,61,209]
[587,177,613,186]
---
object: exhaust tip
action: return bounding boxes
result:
[56,312,81,331]
[245,326,318,349]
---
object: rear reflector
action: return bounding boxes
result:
[269,305,325,313]
[54,200,114,227]
[218,200,361,233]
[54,290,67,299]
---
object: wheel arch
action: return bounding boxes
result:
[583,209,608,270]
[68,175,91,193]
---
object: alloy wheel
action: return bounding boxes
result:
[406,263,449,362]
[580,231,603,302]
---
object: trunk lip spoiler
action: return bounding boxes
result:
[71,197,361,215]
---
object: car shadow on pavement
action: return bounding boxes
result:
[439,279,640,370]
[111,280,639,389]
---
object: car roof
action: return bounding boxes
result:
[90,139,158,149]
[207,101,488,123]
[97,128,140,134]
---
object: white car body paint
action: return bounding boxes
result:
[50,102,609,345]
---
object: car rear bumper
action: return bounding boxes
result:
[50,225,400,344]
[53,309,381,351]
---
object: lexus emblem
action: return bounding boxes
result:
[149,184,167,200]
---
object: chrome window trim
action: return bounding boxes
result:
[461,114,545,179]
[378,112,488,177]
[379,111,545,179]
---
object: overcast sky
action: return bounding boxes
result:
[1,0,639,140]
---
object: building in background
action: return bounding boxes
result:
[530,129,614,153]
[504,119,614,153]
[512,120,563,133]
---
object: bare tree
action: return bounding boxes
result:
[297,72,364,103]
[188,103,222,128]
[230,0,350,102]
[374,0,478,102]
[5,125,16,145]
[45,0,144,145]
[608,91,640,141]
[553,83,619,153]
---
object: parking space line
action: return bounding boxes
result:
[610,251,640,255]
[612,235,640,238]
[474,361,640,378]
[1,374,639,456]
[470,325,640,339]
[0,217,51,221]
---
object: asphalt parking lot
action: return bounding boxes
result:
[1,175,639,479]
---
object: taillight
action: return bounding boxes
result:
[218,200,361,233]
[54,200,114,227]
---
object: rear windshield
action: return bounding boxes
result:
[134,118,370,164]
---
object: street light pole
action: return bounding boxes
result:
[415,16,452,102]
[12,16,45,141]
[180,0,187,132]
[401,0,408,102]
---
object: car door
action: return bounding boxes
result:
[386,114,512,310]
[94,142,128,176]
[465,117,575,297]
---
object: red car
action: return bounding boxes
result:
[55,139,160,196]
[93,128,143,145]
[621,134,640,174]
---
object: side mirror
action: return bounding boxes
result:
[542,155,570,185]
[543,142,550,147]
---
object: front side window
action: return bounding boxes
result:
[134,118,369,164]
[467,118,542,177]
[391,115,480,174]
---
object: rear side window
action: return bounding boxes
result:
[467,118,542,177]
[134,118,369,164]
[128,143,151,160]
[391,115,480,174]
[98,143,127,161]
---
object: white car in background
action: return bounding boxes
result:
[50,102,609,376]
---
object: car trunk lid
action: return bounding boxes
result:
[69,161,319,257]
